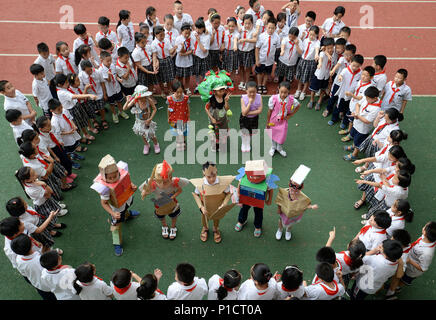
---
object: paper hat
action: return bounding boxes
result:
[98,154,118,178]
[197,70,234,102]
[132,85,153,99]
[290,165,311,185]
[203,164,217,176]
[154,160,173,181]
[245,160,269,176]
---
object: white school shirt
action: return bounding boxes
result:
[21,154,49,179]
[79,68,104,99]
[336,66,362,101]
[193,32,210,59]
[143,18,161,34]
[132,44,153,67]
[322,17,345,36]
[23,181,49,206]
[194,177,230,195]
[386,209,406,237]
[314,51,333,80]
[238,278,277,300]
[405,236,436,278]
[173,13,194,33]
[276,25,290,42]
[115,58,138,88]
[151,38,174,60]
[50,111,81,147]
[358,224,388,252]
[117,22,135,52]
[356,254,398,294]
[207,274,239,300]
[246,6,265,25]
[34,54,56,81]
[298,23,311,41]
[55,53,78,75]
[74,276,113,300]
[32,78,52,112]
[332,56,350,86]
[279,38,300,66]
[381,81,412,112]
[95,29,119,46]
[353,98,382,134]
[238,27,256,52]
[275,282,305,300]
[167,277,208,300]
[372,70,388,93]
[376,183,408,208]
[56,88,77,110]
[165,27,180,47]
[285,8,300,28]
[223,30,239,52]
[38,130,59,151]
[300,38,320,61]
[256,32,281,66]
[149,289,167,300]
[207,25,226,51]
[312,265,340,285]
[110,281,140,300]
[303,280,345,300]
[99,63,121,97]
[19,206,41,229]
[4,227,42,269]
[371,119,399,146]
[335,251,356,276]
[349,81,374,115]
[3,90,32,125]
[175,34,195,68]
[16,251,51,291]
[255,19,266,35]
[73,37,100,65]
[11,121,33,145]
[41,266,80,300]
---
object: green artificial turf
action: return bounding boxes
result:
[0,95,435,300]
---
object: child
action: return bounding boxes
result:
[303,263,345,300]
[152,26,177,96]
[351,239,403,300]
[314,246,341,284]
[98,37,119,65]
[275,265,306,299]
[255,10,274,36]
[10,234,56,300]
[222,17,240,79]
[237,14,257,90]
[386,199,414,237]
[298,11,316,41]
[337,26,351,43]
[167,263,208,300]
[240,81,263,152]
[144,6,160,34]
[238,263,277,300]
[1,80,37,125]
[192,17,211,84]
[173,0,194,33]
[123,85,160,155]
[354,210,391,252]
[266,81,300,157]
[163,14,180,48]
[255,18,281,94]
[90,154,140,256]
[235,6,246,31]
[111,268,142,300]
[381,69,412,113]
[281,0,300,28]
[274,13,290,79]
[208,270,241,300]
[344,86,381,161]
[207,13,225,71]
[72,263,113,300]
[328,54,364,127]
[175,23,195,94]
[321,6,346,39]
[167,81,190,151]
[30,64,53,118]
[276,27,300,84]
[372,55,388,93]
[116,10,135,53]
[75,44,98,70]
[5,109,33,146]
[73,23,100,65]
[116,46,138,97]
[307,37,335,110]
[132,34,159,95]
[40,250,79,300]
[274,164,318,240]
[246,0,265,25]
[55,41,78,75]
[137,269,167,300]
[139,23,154,44]
[34,43,57,98]
[295,25,321,100]
[96,16,118,46]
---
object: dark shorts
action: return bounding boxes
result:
[120,84,135,97]
[108,91,125,104]
[254,64,273,75]
[63,140,80,153]
[401,273,416,286]
[350,127,369,148]
[154,207,181,220]
[309,75,329,91]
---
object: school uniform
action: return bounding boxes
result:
[165,27,180,48]
[358,224,388,252]
[285,8,300,28]
[56,87,89,130]
[41,266,80,300]
[173,13,194,33]
[275,38,299,81]
[207,24,226,69]
[51,110,81,153]
[238,278,277,300]
[325,56,350,113]
[149,289,167,300]
[110,281,140,300]
[132,44,157,86]
[32,77,52,117]
[321,17,345,37]
[222,30,240,73]
[348,81,374,116]
[297,23,311,41]
[151,38,175,84]
[34,54,56,82]
[73,36,100,65]
[309,51,333,92]
[4,90,33,125]
[115,58,138,96]
[39,130,72,176]
[19,206,55,248]
[359,118,400,157]
[117,22,135,52]
[386,209,406,237]
[403,236,436,284]
[336,251,357,277]
[372,70,388,93]
[193,32,211,77]
[79,68,106,112]
[74,276,113,300]
[304,280,345,300]
[98,63,124,106]
[10,121,33,146]
[255,19,266,35]
[238,27,256,68]
[255,32,281,74]
[381,80,412,112]
[351,98,382,147]
[95,29,119,46]
[3,227,43,269]
[246,6,265,25]
[166,277,208,300]
[207,274,238,300]
[296,38,320,83]
[275,282,305,300]
[55,53,78,75]
[175,34,195,78]
[368,179,408,216]
[274,25,289,63]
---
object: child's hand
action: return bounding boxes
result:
[89,94,98,100]
[352,159,363,165]
[131,183,138,192]
[354,179,365,184]
[337,75,343,83]
[111,211,121,220]
[311,204,319,210]
[154,268,163,281]
[273,272,281,282]
[201,206,208,216]
[49,209,59,219]
[84,84,92,91]
[329,226,336,239]
[329,70,335,77]
[145,119,152,126]
[314,54,319,62]
[345,91,353,97]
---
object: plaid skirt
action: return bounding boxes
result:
[222,49,239,73]
[34,197,60,230]
[296,59,317,83]
[208,50,222,69]
[359,136,379,157]
[31,227,55,248]
[175,66,193,78]
[239,114,259,135]
[43,174,62,201]
[91,99,105,112]
[367,200,389,218]
[68,103,89,130]
[238,49,255,68]
[138,65,158,86]
[157,57,175,84]
[275,61,296,81]
[193,56,210,77]
[80,101,96,120]
[52,161,67,180]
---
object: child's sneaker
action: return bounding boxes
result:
[299,92,306,100]
[269,147,275,157]
[285,229,292,241]
[340,123,346,130]
[161,226,169,239]
[327,120,335,126]
[127,210,140,221]
[154,143,161,154]
[294,90,301,100]
[112,113,119,124]
[315,103,321,111]
[71,153,85,161]
[119,111,130,120]
[114,245,123,256]
[307,101,314,109]
[143,144,150,155]
[66,177,74,184]
[278,149,287,157]
[338,129,349,135]
[59,203,67,209]
[169,227,177,240]
[238,82,246,90]
[68,173,77,179]
[72,162,81,169]
[275,228,283,240]
[58,209,68,217]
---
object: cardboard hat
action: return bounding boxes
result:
[154,160,173,182]
[98,154,118,179]
[290,165,311,186]
[245,160,268,176]
[203,164,218,176]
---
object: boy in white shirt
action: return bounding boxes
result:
[303,262,345,300]
[175,23,195,94]
[34,43,57,98]
[73,23,100,65]
[30,64,53,118]
[246,0,265,25]
[72,263,113,300]
[372,55,388,93]
[116,46,138,96]
[381,69,412,113]
[354,210,392,253]
[275,265,306,300]
[110,268,142,300]
[5,109,33,145]
[281,0,300,28]
[167,263,208,300]
[1,80,37,125]
[96,16,119,46]
[275,27,301,84]
[173,1,194,33]
[321,6,346,39]
[297,11,316,41]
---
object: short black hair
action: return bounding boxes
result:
[37,42,49,53]
[352,54,364,65]
[363,65,376,77]
[373,210,392,230]
[425,221,436,242]
[80,60,93,70]
[6,197,26,217]
[48,98,62,111]
[0,80,10,92]
[316,246,336,265]
[289,27,299,37]
[5,109,22,123]
[98,38,112,50]
[397,68,408,79]
[306,11,316,21]
[382,239,403,262]
[281,266,303,291]
[176,263,196,284]
[277,12,287,22]
[135,32,145,43]
[29,63,44,75]
[374,55,387,69]
[309,25,320,36]
[36,115,50,129]
[335,37,347,46]
[334,6,346,16]
[340,26,351,35]
[171,80,184,92]
[73,23,87,35]
[40,250,59,270]
[153,25,165,36]
[10,234,32,256]
[345,44,356,54]
[202,161,216,171]
[181,22,192,31]
[242,14,253,23]
[397,170,412,188]
[364,86,379,99]
[0,216,21,237]
[267,17,277,26]
[98,16,110,26]
[251,263,272,285]
[392,229,411,247]
[21,129,38,143]
[100,50,111,61]
[111,268,132,288]
[139,22,150,31]
[323,37,335,47]
[117,46,130,58]
[315,262,334,282]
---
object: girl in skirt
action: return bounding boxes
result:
[175,23,195,95]
[276,27,301,84]
[132,32,158,90]
[295,25,320,100]
[123,85,160,155]
[207,13,225,72]
[237,14,257,90]
[240,81,262,152]
[193,17,211,86]
[222,17,240,79]
[167,81,190,151]
[358,108,402,158]
[152,26,177,96]
[235,6,246,32]
[274,12,290,82]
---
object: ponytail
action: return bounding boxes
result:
[73,279,83,295]
[348,239,366,271]
[251,263,272,285]
[74,44,90,68]
[216,270,242,300]
[397,199,414,223]
[137,274,157,300]
[15,167,32,199]
[18,141,36,158]
[117,10,130,29]
[73,263,95,295]
[216,286,228,300]
[390,129,408,144]
[397,157,415,175]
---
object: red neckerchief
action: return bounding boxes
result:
[157,41,166,59]
[67,87,84,103]
[48,264,67,271]
[255,11,261,20]
[328,20,336,34]
[361,99,381,113]
[347,66,361,85]
[58,55,75,74]
[88,72,97,94]
[49,132,62,148]
[303,41,311,59]
[339,251,353,267]
[375,69,385,76]
[227,34,233,51]
[23,156,49,170]
[26,208,44,219]
[319,280,339,296]
[372,120,389,138]
[388,81,401,104]
[114,282,132,295]
[378,143,390,156]
[354,81,371,97]
[100,30,112,38]
[242,30,248,49]
[185,284,197,292]
[280,100,287,121]
[62,114,74,129]
[141,47,152,64]
[375,173,395,193]
[184,37,191,51]
[116,58,135,77]
[360,225,371,236]
[100,64,115,83]
[167,31,173,43]
[288,40,295,58]
[266,35,271,58]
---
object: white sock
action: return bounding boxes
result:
[386,289,395,296]
[276,143,283,151]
